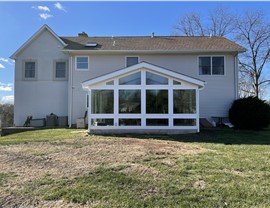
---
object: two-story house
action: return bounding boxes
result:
[10,25,245,134]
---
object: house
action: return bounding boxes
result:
[10,25,246,134]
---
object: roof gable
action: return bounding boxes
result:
[82,62,206,89]
[10,24,67,59]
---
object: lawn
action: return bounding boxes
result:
[0,128,269,207]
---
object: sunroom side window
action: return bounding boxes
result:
[91,90,114,114]
[173,90,196,113]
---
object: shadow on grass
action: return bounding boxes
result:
[109,128,270,145]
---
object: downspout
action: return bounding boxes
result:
[68,55,73,128]
[234,54,239,99]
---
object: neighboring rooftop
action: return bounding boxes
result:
[60,35,246,52]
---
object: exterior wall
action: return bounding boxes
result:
[14,30,68,126]
[70,53,237,124]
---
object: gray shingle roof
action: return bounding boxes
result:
[60,36,246,52]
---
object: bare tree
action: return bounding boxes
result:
[174,7,234,37]
[174,7,270,99]
[234,10,270,98]
[174,13,205,36]
[208,7,235,37]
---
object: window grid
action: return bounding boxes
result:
[199,56,225,75]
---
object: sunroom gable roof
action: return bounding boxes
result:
[82,62,206,89]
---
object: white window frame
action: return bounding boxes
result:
[75,56,89,71]
[198,55,225,76]
[23,60,37,80]
[54,60,68,80]
[125,56,140,67]
[87,69,200,132]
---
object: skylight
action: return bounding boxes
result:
[85,42,97,47]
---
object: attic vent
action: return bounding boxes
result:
[85,43,97,47]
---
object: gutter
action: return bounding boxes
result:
[62,49,247,55]
[234,54,239,99]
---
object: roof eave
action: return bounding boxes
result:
[62,49,246,54]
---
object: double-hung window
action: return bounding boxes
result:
[199,56,224,75]
[24,61,36,79]
[76,56,89,71]
[54,61,67,80]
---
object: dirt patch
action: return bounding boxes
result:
[193,180,207,190]
[0,136,206,207]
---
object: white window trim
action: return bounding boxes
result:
[87,69,200,132]
[23,59,38,81]
[198,55,226,76]
[125,56,140,67]
[75,56,89,71]
[53,60,68,81]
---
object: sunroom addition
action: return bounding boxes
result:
[82,62,205,134]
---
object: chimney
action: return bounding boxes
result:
[78,32,88,37]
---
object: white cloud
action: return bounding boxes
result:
[0,63,4,69]
[32,6,50,12]
[54,2,67,12]
[1,95,14,104]
[0,83,13,92]
[0,58,8,63]
[39,13,53,20]
[0,57,14,66]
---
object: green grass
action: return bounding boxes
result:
[1,128,270,207]
[0,172,16,186]
[0,128,85,145]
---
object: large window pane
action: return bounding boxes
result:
[146,72,168,85]
[146,90,168,114]
[119,119,141,126]
[173,90,196,113]
[91,119,114,126]
[91,90,114,114]
[119,72,141,85]
[146,119,168,126]
[119,90,141,113]
[199,57,211,75]
[212,57,224,75]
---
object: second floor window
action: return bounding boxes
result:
[25,61,36,79]
[76,56,89,70]
[126,56,139,67]
[199,56,224,75]
[55,61,67,79]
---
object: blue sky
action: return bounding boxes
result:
[1,1,270,104]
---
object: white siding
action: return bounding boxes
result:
[14,30,68,126]
[70,53,236,124]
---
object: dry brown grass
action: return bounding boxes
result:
[0,135,205,207]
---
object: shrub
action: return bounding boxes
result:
[229,97,270,130]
